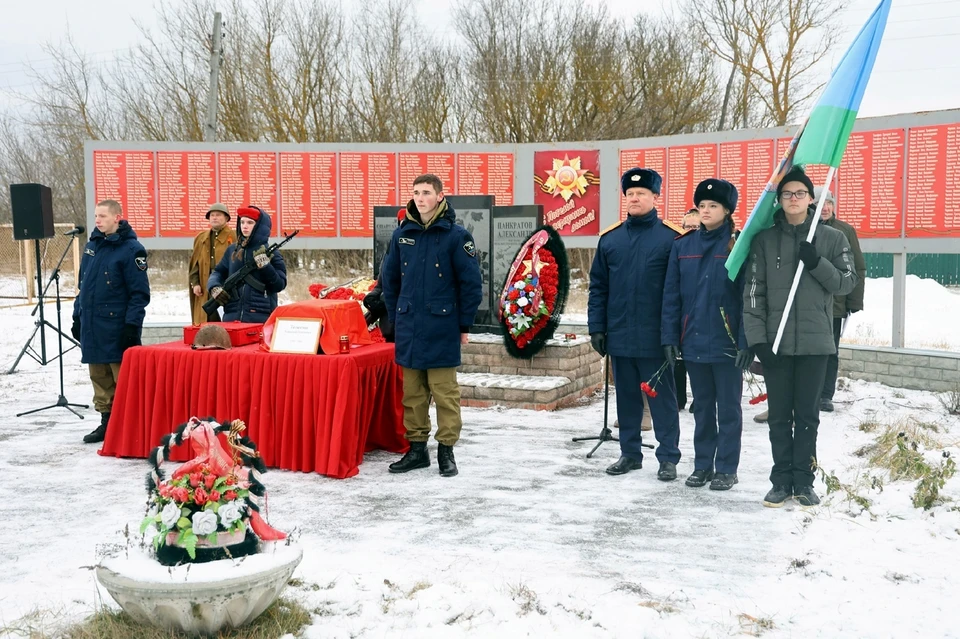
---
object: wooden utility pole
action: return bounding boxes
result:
[203,12,223,142]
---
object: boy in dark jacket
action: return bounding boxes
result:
[743,168,858,508]
[208,206,287,323]
[662,179,752,491]
[588,168,683,479]
[381,174,483,477]
[72,199,151,444]
[814,188,866,412]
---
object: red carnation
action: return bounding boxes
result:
[159,483,172,498]
[308,283,323,298]
[224,490,238,501]
[508,290,520,301]
[641,382,657,398]
[749,393,768,405]
[209,490,221,502]
[193,486,209,506]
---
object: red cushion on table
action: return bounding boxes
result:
[260,299,371,355]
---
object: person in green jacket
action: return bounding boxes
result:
[814,188,866,413]
[743,168,858,509]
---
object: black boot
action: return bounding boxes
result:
[83,412,110,444]
[388,441,430,473]
[437,444,458,477]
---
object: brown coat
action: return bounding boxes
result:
[189,227,236,324]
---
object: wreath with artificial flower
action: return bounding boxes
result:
[497,225,570,359]
[141,417,285,565]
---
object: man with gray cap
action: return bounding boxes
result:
[815,188,866,412]
[188,203,236,324]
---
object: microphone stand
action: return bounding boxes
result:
[8,234,80,373]
[573,354,653,458]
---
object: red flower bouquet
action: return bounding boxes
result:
[497,226,569,359]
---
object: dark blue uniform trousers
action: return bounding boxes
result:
[612,356,681,464]
[685,361,743,475]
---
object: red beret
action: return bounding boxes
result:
[237,207,261,221]
[397,209,406,223]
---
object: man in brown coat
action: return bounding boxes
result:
[815,188,866,412]
[189,203,236,324]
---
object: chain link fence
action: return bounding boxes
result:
[0,224,80,307]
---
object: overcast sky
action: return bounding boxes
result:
[1,0,958,126]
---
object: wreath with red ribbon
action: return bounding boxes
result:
[497,225,569,359]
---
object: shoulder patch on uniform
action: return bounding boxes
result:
[134,249,148,272]
[662,219,684,234]
[84,248,95,256]
[399,237,415,246]
[600,221,622,236]
[463,240,476,257]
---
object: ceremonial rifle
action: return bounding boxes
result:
[203,230,299,316]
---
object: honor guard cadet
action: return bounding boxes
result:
[588,168,683,479]
[72,199,151,444]
[381,174,483,478]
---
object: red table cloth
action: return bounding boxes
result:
[99,341,407,478]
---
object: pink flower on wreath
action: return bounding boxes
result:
[189,473,202,488]
[193,486,209,506]
[204,474,216,490]
[171,486,190,503]
[208,490,221,502]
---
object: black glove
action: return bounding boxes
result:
[590,333,606,358]
[71,318,81,342]
[121,324,141,351]
[798,240,820,270]
[734,348,754,371]
[382,327,395,343]
[754,343,780,369]
[663,345,680,367]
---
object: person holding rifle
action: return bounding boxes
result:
[208,206,287,323]
[742,168,857,508]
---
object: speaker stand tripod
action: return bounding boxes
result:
[11,237,87,418]
[573,354,653,458]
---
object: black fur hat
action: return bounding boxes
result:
[694,179,738,214]
[620,168,662,195]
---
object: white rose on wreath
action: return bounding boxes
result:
[160,502,181,529]
[218,502,244,527]
[192,510,219,536]
[517,297,529,307]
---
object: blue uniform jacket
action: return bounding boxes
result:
[382,200,483,370]
[661,219,747,364]
[72,220,151,364]
[208,208,287,323]
[588,210,679,358]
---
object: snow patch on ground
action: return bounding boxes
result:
[0,296,958,637]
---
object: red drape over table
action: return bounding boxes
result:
[99,341,407,478]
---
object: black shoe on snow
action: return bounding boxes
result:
[83,412,110,444]
[762,485,792,508]
[657,461,678,481]
[605,456,642,476]
[685,468,715,487]
[819,398,835,412]
[709,473,739,491]
[389,441,430,473]
[794,486,821,506]
[438,443,458,477]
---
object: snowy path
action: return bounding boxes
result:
[1,301,958,637]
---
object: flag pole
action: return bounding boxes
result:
[771,166,838,354]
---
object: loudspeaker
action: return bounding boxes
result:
[11,183,55,241]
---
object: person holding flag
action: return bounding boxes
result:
[726,0,890,507]
[742,168,857,507]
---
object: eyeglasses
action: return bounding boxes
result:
[780,190,809,200]
[682,224,700,230]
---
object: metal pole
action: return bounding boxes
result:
[203,12,223,143]
[772,166,837,354]
[892,251,907,348]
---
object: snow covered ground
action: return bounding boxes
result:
[1,298,959,637]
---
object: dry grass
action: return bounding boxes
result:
[867,420,942,481]
[737,613,776,636]
[12,597,314,639]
